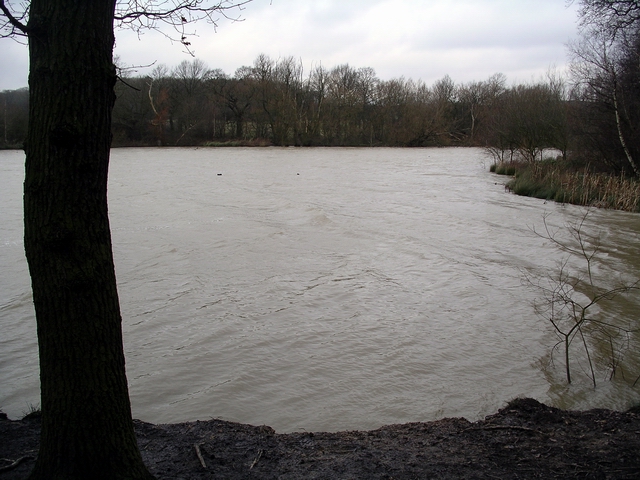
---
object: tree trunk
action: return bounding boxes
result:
[613,81,640,177]
[24,1,153,478]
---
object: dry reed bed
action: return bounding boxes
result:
[495,161,640,212]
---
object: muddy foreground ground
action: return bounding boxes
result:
[2,398,640,479]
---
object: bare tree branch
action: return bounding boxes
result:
[115,0,254,22]
[527,211,640,386]
[0,0,29,37]
[113,0,255,54]
[573,0,640,37]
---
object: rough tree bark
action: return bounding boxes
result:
[23,0,153,478]
[0,0,255,477]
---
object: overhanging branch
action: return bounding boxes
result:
[0,0,29,36]
[114,0,254,23]
[113,0,255,56]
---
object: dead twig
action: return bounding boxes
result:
[0,455,34,473]
[194,443,207,469]
[249,449,264,470]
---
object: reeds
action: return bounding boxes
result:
[492,160,640,212]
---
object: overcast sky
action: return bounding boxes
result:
[0,0,580,91]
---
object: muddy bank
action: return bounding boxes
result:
[2,398,640,479]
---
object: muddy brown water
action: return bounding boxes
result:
[2,147,639,432]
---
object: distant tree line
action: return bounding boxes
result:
[107,57,574,154]
[0,57,570,152]
[1,20,639,180]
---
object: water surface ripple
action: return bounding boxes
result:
[2,147,639,431]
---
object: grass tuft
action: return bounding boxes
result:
[22,403,41,420]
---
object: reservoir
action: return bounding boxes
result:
[1,147,639,431]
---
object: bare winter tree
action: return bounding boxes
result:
[574,0,640,36]
[526,212,639,387]
[570,1,640,176]
[0,1,256,478]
